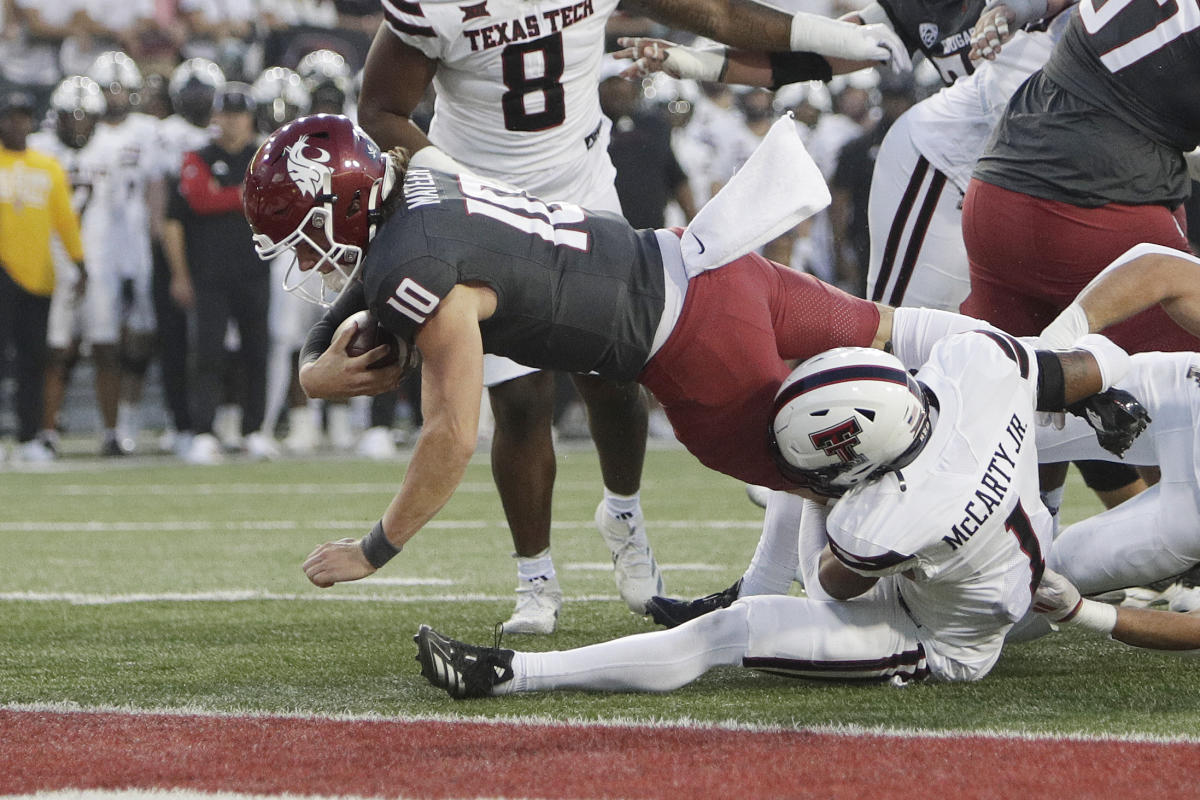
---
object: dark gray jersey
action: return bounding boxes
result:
[881,0,988,85]
[974,0,1200,207]
[361,168,666,381]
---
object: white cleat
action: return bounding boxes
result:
[500,575,563,635]
[245,432,282,461]
[594,502,664,613]
[184,433,224,465]
[1163,582,1200,613]
[356,426,397,460]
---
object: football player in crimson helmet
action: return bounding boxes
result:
[243,114,396,307]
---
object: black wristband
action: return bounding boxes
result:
[768,51,833,90]
[1035,350,1066,411]
[360,520,401,569]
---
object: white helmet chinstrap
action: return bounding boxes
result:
[770,347,931,496]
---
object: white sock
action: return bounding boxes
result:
[505,602,749,694]
[740,491,804,597]
[117,402,142,440]
[515,548,556,583]
[603,489,641,520]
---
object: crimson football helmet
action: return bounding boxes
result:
[244,114,395,306]
[770,347,931,496]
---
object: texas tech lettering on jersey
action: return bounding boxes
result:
[464,0,595,51]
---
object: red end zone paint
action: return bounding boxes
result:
[2,709,1197,799]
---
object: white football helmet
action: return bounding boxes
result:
[87,51,144,93]
[770,347,931,496]
[251,67,310,134]
[169,57,226,127]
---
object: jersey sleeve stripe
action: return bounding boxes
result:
[975,330,1030,379]
[382,3,435,36]
[383,0,427,16]
[827,536,915,572]
[743,644,929,683]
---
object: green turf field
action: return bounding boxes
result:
[2,445,1196,736]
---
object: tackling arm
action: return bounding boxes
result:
[357,26,439,153]
[1039,244,1200,348]
[629,0,908,67]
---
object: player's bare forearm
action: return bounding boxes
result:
[1056,350,1105,406]
[1080,252,1200,339]
[1113,606,1200,651]
[358,24,438,152]
[818,546,878,600]
[632,0,793,50]
[378,287,486,550]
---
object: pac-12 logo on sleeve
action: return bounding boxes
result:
[285,135,332,198]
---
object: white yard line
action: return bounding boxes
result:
[0,590,623,605]
[0,519,761,532]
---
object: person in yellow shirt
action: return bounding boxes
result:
[0,91,86,463]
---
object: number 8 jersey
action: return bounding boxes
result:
[381,0,620,191]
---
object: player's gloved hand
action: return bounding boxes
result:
[790,14,912,74]
[614,38,728,82]
[1033,569,1119,634]
[1032,569,1082,622]
[1065,387,1151,457]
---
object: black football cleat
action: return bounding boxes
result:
[413,624,515,699]
[645,579,742,628]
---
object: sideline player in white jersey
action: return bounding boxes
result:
[30,76,112,456]
[414,340,1200,699]
[81,52,161,454]
[363,0,909,634]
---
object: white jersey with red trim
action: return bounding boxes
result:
[381,0,619,192]
[826,330,1052,680]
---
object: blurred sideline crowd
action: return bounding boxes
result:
[0,0,956,465]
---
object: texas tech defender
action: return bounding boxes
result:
[361,0,908,634]
[412,342,1199,700]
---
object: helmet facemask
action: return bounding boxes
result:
[252,147,395,308]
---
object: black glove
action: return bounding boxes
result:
[1066,388,1151,458]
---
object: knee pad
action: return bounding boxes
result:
[1076,460,1140,492]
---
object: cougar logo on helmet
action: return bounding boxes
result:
[285,135,332,197]
[810,419,864,464]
